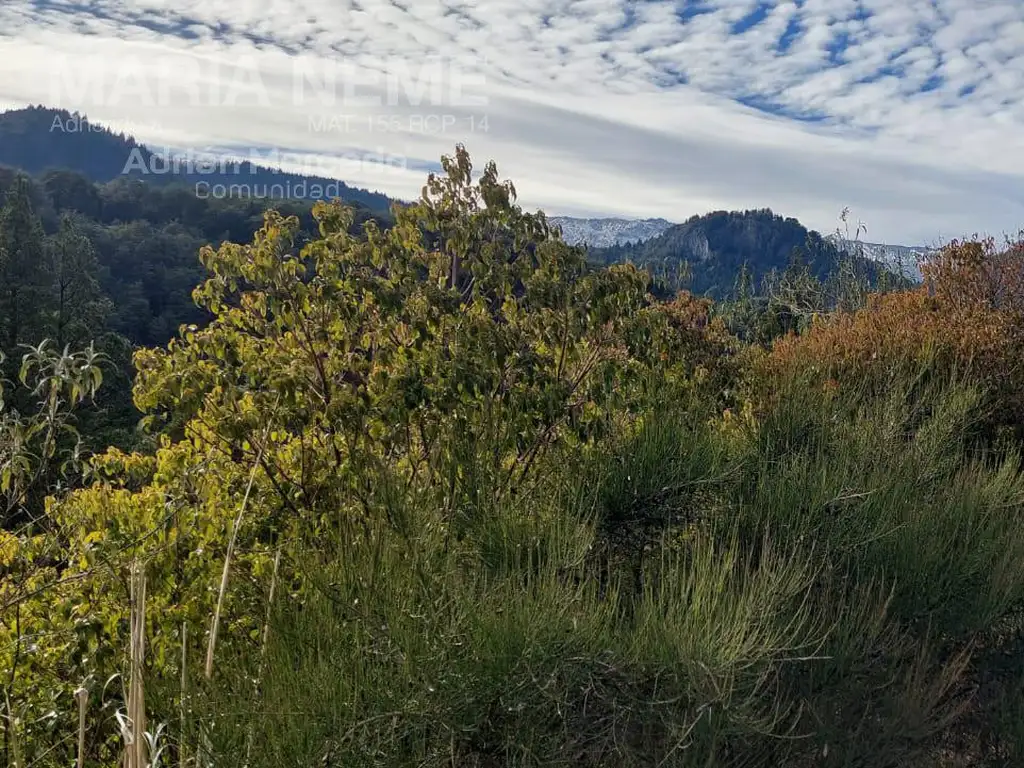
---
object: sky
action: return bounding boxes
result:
[0,0,1022,245]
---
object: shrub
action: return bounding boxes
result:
[757,235,1024,439]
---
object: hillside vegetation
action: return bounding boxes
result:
[593,208,910,299]
[2,146,1024,768]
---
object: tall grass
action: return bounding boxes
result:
[197,518,827,765]
[174,367,1024,767]
[733,371,1024,637]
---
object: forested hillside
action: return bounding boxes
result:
[0,106,395,212]
[593,208,905,298]
[0,167,387,346]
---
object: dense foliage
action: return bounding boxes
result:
[0,164,389,349]
[0,160,393,459]
[2,146,1024,768]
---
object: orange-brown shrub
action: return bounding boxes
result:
[756,235,1024,435]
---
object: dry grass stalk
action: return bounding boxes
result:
[122,559,148,768]
[75,685,88,768]
[257,546,282,674]
[4,690,23,768]
[244,545,283,762]
[179,622,187,768]
[205,437,267,680]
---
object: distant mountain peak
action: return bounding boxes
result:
[589,208,919,297]
[835,239,931,280]
[549,216,675,248]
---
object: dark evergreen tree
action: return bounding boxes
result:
[46,214,112,349]
[0,175,49,353]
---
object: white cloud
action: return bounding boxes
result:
[0,0,1020,244]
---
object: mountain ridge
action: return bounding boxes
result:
[554,213,930,281]
[590,208,917,297]
[549,216,676,248]
[0,105,395,212]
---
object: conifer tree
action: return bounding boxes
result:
[0,176,49,355]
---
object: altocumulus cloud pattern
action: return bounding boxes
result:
[0,0,1021,244]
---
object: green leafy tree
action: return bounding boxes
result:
[0,342,105,530]
[131,145,657,531]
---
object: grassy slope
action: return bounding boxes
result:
[189,372,1024,767]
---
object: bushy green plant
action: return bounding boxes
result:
[0,340,106,768]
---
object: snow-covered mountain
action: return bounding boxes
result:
[837,240,933,281]
[549,217,675,248]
